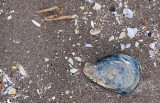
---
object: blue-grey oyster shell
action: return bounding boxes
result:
[83,54,141,94]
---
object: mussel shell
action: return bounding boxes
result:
[83,54,141,94]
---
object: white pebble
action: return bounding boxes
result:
[121,44,125,51]
[70,68,78,73]
[92,2,101,10]
[7,15,12,20]
[68,58,74,65]
[18,64,27,76]
[119,32,126,39]
[126,43,131,48]
[44,58,49,62]
[109,35,114,41]
[135,42,139,47]
[91,20,94,28]
[149,43,155,49]
[90,29,101,35]
[65,90,70,95]
[127,27,138,39]
[85,44,93,47]
[32,20,41,27]
[74,57,82,62]
[80,6,85,10]
[149,50,154,57]
[123,9,133,18]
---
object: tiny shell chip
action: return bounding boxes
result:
[123,9,133,18]
[127,27,138,39]
[83,54,141,94]
[8,88,16,95]
[92,2,101,10]
[90,29,101,35]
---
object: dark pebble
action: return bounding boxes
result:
[148,32,152,37]
[109,6,116,12]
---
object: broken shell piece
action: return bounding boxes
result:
[126,43,131,48]
[119,32,126,39]
[32,20,41,27]
[90,29,101,35]
[149,43,155,49]
[127,27,138,39]
[135,42,139,47]
[8,88,16,95]
[121,44,125,51]
[123,9,133,18]
[83,54,141,94]
[18,64,27,76]
[70,68,78,74]
[109,35,114,41]
[92,2,101,10]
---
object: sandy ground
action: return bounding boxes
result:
[0,0,160,103]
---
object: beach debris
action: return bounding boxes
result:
[70,68,78,74]
[109,35,114,41]
[90,29,101,35]
[7,15,12,20]
[120,44,125,51]
[126,43,131,48]
[85,44,93,47]
[8,88,16,95]
[37,6,58,13]
[123,9,133,18]
[127,27,138,39]
[83,54,141,94]
[44,58,49,62]
[18,64,27,76]
[135,42,139,47]
[115,17,120,24]
[92,2,101,10]
[149,43,155,49]
[32,20,41,27]
[68,58,74,65]
[74,57,82,62]
[3,86,13,95]
[119,32,126,39]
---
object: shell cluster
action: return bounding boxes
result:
[83,54,141,94]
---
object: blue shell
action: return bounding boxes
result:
[83,54,141,94]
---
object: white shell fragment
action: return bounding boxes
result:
[123,9,133,18]
[135,42,139,47]
[149,43,155,49]
[85,44,93,47]
[92,2,101,10]
[68,58,74,65]
[18,64,27,76]
[74,57,82,62]
[109,35,114,41]
[149,50,154,57]
[32,20,41,27]
[8,88,16,95]
[91,20,94,28]
[126,43,131,48]
[121,44,125,51]
[127,27,138,39]
[7,15,12,20]
[3,74,13,84]
[90,29,101,35]
[119,32,126,39]
[70,68,78,73]
[115,17,120,24]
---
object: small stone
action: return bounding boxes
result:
[90,29,101,35]
[68,58,74,65]
[8,88,16,95]
[109,6,116,12]
[32,20,41,27]
[148,32,152,37]
[80,6,85,10]
[149,43,155,49]
[74,57,82,62]
[85,44,93,47]
[135,42,139,47]
[91,20,94,28]
[12,66,17,70]
[149,50,154,57]
[114,45,119,50]
[70,68,78,73]
[109,35,114,41]
[127,27,138,39]
[7,15,12,20]
[65,90,70,95]
[92,2,101,10]
[44,58,49,62]
[119,32,126,39]
[126,43,131,48]
[121,44,125,51]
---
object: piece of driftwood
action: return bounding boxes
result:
[37,6,58,14]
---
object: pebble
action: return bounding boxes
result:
[149,43,155,49]
[109,35,114,41]
[74,57,82,62]
[68,58,74,65]
[85,44,93,47]
[127,27,138,39]
[65,90,70,95]
[126,43,131,48]
[92,2,101,10]
[80,6,85,10]
[7,15,12,20]
[149,50,154,56]
[8,88,16,95]
[121,44,125,51]
[115,17,120,24]
[18,64,27,76]
[123,9,133,18]
[12,66,17,70]
[70,68,78,73]
[90,29,101,35]
[44,58,49,62]
[109,5,116,12]
[135,42,139,47]
[119,32,126,39]
[91,20,94,28]
[114,45,119,50]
